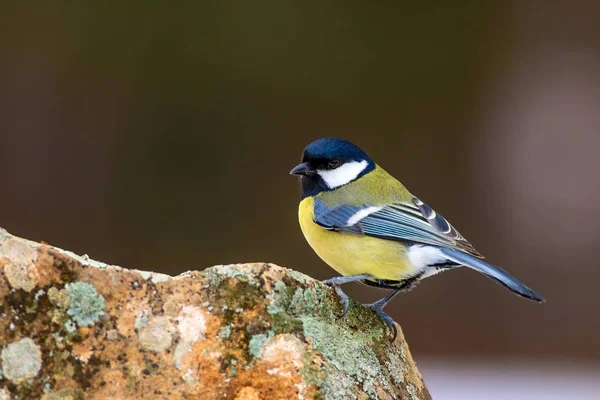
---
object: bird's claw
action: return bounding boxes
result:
[332,284,351,319]
[364,301,398,342]
[321,274,374,320]
[321,278,351,319]
[337,293,350,319]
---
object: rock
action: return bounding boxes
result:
[0,227,431,399]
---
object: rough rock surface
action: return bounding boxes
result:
[0,227,430,399]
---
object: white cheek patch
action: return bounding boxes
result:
[317,160,369,189]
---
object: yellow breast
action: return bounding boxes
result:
[298,197,419,281]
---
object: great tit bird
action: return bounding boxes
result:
[290,138,544,340]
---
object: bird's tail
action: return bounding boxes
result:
[440,248,545,303]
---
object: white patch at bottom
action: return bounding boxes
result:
[317,160,369,189]
[420,267,448,279]
[407,245,446,270]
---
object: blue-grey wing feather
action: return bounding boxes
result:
[313,197,482,258]
[313,198,364,234]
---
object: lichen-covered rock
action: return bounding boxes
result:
[0,227,430,399]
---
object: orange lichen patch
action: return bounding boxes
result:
[115,297,151,338]
[162,292,186,316]
[78,326,91,336]
[260,266,290,292]
[233,361,303,399]
[235,386,262,400]
[77,268,116,298]
[88,335,179,398]
[226,278,241,292]
[71,343,93,363]
[89,370,132,400]
[234,306,271,339]
[190,348,227,398]
[116,308,138,338]
[184,313,227,397]
[44,248,83,276]
[30,247,63,287]
[52,373,81,392]
[166,272,210,305]
[230,335,309,399]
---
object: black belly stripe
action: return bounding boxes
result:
[359,272,425,291]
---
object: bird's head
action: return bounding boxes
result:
[290,138,375,197]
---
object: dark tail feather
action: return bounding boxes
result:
[440,248,545,303]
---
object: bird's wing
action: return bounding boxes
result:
[313,197,483,258]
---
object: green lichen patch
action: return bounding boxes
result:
[216,279,266,316]
[134,310,150,331]
[266,280,296,315]
[218,324,232,340]
[260,277,401,399]
[319,366,357,400]
[302,317,380,395]
[270,312,303,334]
[34,289,45,301]
[64,320,77,334]
[383,350,405,387]
[288,286,325,316]
[286,269,313,285]
[207,264,262,286]
[248,332,273,359]
[65,282,105,327]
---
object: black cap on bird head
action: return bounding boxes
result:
[290,138,375,197]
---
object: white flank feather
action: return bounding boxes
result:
[407,245,446,271]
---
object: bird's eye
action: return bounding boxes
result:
[328,159,341,169]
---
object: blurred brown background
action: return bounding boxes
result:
[1,2,599,398]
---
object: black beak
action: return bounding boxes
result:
[290,162,313,176]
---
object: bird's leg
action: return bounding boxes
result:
[363,289,402,342]
[321,274,373,319]
[321,274,373,286]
